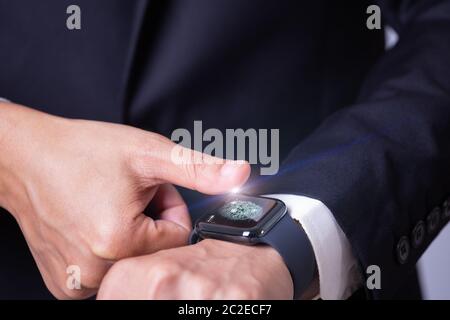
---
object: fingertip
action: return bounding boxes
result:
[220,160,251,187]
[224,160,251,185]
[196,160,251,195]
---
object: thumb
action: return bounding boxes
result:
[175,155,251,194]
[108,190,192,259]
[131,216,191,255]
[136,137,251,194]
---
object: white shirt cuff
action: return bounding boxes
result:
[0,97,10,103]
[266,194,362,300]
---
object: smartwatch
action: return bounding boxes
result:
[189,194,316,299]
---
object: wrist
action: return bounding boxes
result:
[0,102,22,212]
[198,239,294,299]
[259,244,295,297]
[0,103,61,215]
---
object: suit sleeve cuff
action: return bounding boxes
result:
[265,194,362,299]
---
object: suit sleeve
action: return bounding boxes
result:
[258,0,450,299]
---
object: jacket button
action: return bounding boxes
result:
[442,198,450,221]
[411,221,425,249]
[427,207,441,234]
[396,236,410,264]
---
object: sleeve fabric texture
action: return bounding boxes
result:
[259,0,450,299]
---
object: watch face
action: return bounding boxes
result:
[199,195,279,229]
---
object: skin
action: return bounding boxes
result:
[97,239,295,300]
[0,102,251,299]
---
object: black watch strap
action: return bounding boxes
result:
[189,229,200,244]
[260,213,317,299]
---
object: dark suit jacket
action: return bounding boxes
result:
[0,0,449,299]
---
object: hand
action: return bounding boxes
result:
[0,102,250,299]
[97,239,294,300]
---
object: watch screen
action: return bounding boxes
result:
[202,195,278,228]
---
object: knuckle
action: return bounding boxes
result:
[183,161,212,191]
[153,261,180,282]
[183,160,198,183]
[194,276,218,299]
[225,284,259,300]
[127,148,155,181]
[97,280,117,300]
[76,261,109,290]
[147,261,181,297]
[108,259,135,278]
[90,227,121,259]
[57,285,93,300]
[47,261,100,300]
[127,132,170,183]
[99,260,131,294]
